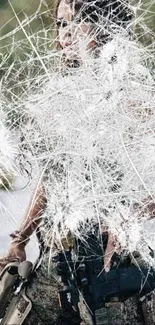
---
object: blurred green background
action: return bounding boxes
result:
[0,0,55,62]
[0,0,57,98]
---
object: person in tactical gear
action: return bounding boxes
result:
[0,0,134,274]
[1,1,155,325]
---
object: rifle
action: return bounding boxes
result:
[0,260,33,325]
[0,226,48,325]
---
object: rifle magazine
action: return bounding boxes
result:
[1,288,32,325]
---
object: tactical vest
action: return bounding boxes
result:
[25,231,155,325]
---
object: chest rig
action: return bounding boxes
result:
[53,232,155,325]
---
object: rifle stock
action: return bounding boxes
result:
[0,261,33,325]
[0,262,19,318]
[1,289,32,325]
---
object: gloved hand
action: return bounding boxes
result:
[0,231,28,273]
[0,242,26,273]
